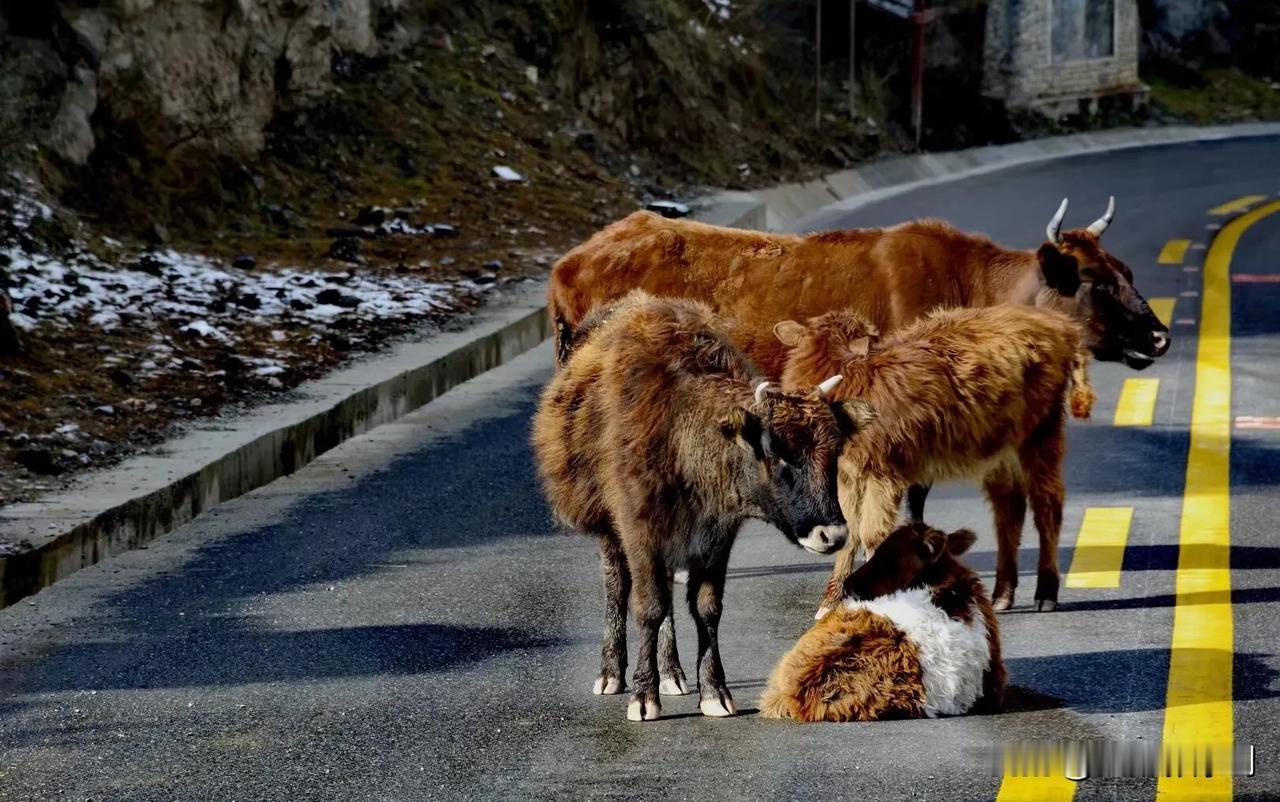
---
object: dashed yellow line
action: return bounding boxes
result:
[1157,199,1280,798]
[996,751,1076,801]
[1208,194,1268,215]
[1158,239,1191,264]
[1065,508,1134,589]
[1149,297,1176,327]
[1114,378,1160,427]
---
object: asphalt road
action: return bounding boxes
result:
[4,137,1280,801]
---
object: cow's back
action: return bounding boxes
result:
[549,212,999,376]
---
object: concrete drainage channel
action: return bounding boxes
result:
[3,121,1279,608]
[0,283,550,607]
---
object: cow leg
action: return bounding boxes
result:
[982,460,1028,612]
[821,475,902,616]
[907,482,932,524]
[687,546,736,717]
[594,535,629,695]
[1022,415,1067,612]
[657,571,689,696]
[622,534,666,721]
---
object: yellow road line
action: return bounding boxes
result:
[1114,378,1160,426]
[1159,239,1191,264]
[1208,194,1268,215]
[1065,507,1134,589]
[995,750,1077,802]
[1150,297,1176,327]
[1157,198,1280,799]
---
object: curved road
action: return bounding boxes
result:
[3,136,1280,801]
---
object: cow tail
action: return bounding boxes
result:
[553,311,575,367]
[1067,350,1096,420]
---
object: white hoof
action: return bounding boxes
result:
[627,699,661,721]
[814,604,832,620]
[593,677,623,695]
[672,569,690,585]
[659,676,689,696]
[699,695,737,717]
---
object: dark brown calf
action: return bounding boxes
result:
[761,523,1004,722]
[775,305,1095,614]
[531,291,873,721]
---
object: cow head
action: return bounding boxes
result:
[1037,197,1170,369]
[721,379,876,555]
[843,522,977,601]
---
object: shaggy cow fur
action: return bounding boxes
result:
[775,305,1095,614]
[531,291,873,722]
[761,523,1004,722]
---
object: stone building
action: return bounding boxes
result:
[983,0,1147,116]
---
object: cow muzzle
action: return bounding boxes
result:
[798,524,849,555]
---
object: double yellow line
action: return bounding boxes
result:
[998,199,1280,801]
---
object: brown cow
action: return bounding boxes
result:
[761,522,1004,722]
[548,198,1168,377]
[775,305,1095,614]
[531,291,874,721]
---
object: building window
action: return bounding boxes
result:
[1051,0,1115,63]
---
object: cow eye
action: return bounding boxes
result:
[777,462,795,486]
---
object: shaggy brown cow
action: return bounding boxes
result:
[549,198,1168,375]
[775,305,1095,614]
[531,291,874,721]
[761,523,1004,722]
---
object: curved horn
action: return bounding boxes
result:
[815,375,844,399]
[1046,198,1068,244]
[754,381,772,404]
[1086,195,1116,236]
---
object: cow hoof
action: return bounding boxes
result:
[699,692,737,718]
[659,675,689,696]
[672,569,690,585]
[1035,599,1058,612]
[627,696,661,722]
[593,676,624,695]
[992,594,1014,612]
[814,603,834,620]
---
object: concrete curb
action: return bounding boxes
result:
[691,122,1280,231]
[0,283,551,608]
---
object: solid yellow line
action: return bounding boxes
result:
[1065,507,1133,589]
[1157,199,1280,799]
[1150,297,1176,327]
[1158,239,1191,264]
[1114,378,1160,426]
[1208,194,1268,215]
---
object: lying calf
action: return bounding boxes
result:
[775,305,1095,614]
[532,291,873,721]
[761,523,1004,721]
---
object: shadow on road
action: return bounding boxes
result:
[1005,648,1280,715]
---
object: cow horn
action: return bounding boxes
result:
[754,381,772,404]
[815,375,844,399]
[1086,195,1116,236]
[1046,198,1068,244]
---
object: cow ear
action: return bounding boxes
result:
[847,336,872,358]
[720,408,767,460]
[832,399,877,437]
[921,529,947,561]
[945,528,978,557]
[774,320,806,347]
[1037,244,1081,296]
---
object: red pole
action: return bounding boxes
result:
[910,0,925,146]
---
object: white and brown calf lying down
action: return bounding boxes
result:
[762,523,1005,722]
[531,291,875,721]
[774,305,1096,615]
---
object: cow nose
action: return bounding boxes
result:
[1152,330,1170,356]
[801,524,849,554]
